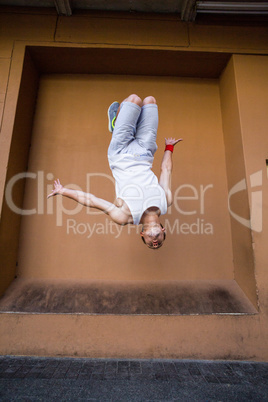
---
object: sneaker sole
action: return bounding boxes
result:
[107,101,119,132]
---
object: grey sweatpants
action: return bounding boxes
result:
[108,101,158,158]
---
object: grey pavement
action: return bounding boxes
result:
[0,356,267,401]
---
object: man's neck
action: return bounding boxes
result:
[140,207,161,226]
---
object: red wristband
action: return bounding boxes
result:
[165,144,174,153]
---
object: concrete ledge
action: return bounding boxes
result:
[0,278,257,315]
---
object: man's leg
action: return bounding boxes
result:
[116,94,143,119]
[134,96,158,157]
[143,96,157,105]
[108,94,142,156]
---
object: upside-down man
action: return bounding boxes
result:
[48,94,182,249]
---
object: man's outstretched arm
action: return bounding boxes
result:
[47,179,129,225]
[159,137,183,207]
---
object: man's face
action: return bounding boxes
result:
[141,224,166,249]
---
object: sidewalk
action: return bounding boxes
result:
[0,356,267,401]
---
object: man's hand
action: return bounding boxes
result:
[165,137,183,146]
[47,179,63,198]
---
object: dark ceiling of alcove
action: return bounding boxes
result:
[27,46,231,79]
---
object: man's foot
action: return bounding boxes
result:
[107,101,120,132]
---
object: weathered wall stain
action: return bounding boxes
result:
[0,279,257,315]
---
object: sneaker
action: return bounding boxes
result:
[107,101,120,132]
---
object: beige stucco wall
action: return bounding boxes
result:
[0,7,267,360]
[233,55,268,314]
[17,74,232,282]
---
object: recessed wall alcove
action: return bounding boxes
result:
[0,44,258,315]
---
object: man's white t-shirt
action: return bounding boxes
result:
[108,153,167,225]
